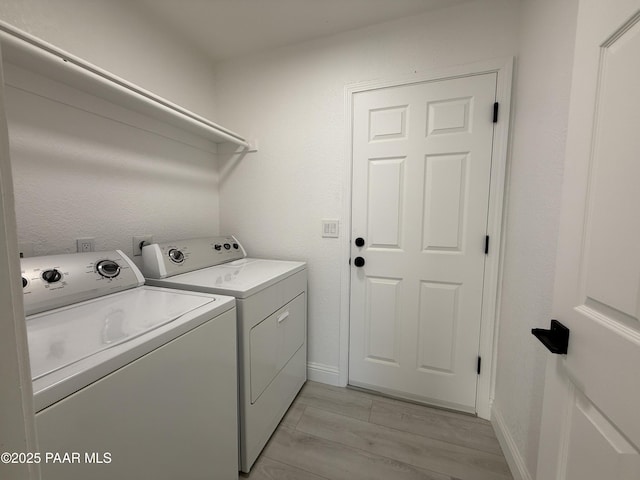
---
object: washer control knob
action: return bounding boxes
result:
[168,248,185,264]
[96,260,121,278]
[223,243,231,250]
[214,244,222,251]
[22,277,28,288]
[42,269,62,283]
[233,243,239,250]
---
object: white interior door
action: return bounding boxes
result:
[536,1,640,478]
[349,73,497,412]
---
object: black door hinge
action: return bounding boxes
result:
[492,102,499,123]
[484,235,490,255]
[477,356,482,375]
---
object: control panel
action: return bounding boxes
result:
[141,236,246,279]
[22,250,144,316]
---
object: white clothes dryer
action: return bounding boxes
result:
[22,250,238,480]
[141,236,307,473]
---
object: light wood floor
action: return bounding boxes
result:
[242,381,513,480]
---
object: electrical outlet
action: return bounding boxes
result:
[18,242,35,258]
[76,237,95,253]
[133,235,153,256]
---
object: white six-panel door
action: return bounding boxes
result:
[349,73,497,412]
[536,1,640,478]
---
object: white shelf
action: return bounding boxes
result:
[0,22,252,150]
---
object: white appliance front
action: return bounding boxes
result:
[142,236,307,473]
[23,251,239,480]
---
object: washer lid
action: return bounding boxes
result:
[27,285,227,381]
[149,258,306,298]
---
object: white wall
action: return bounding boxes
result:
[492,0,578,478]
[213,0,520,378]
[0,0,221,260]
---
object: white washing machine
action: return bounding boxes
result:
[141,236,307,473]
[22,250,239,480]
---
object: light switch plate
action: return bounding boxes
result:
[322,219,339,238]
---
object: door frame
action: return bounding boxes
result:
[0,42,39,479]
[339,57,513,419]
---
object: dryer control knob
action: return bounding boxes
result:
[168,248,185,264]
[223,243,231,250]
[214,244,222,251]
[96,260,121,278]
[42,269,62,283]
[22,277,28,288]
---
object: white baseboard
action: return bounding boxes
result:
[307,362,341,386]
[491,405,534,480]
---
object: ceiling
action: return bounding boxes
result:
[133,0,473,63]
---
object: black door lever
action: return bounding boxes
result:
[532,319,569,354]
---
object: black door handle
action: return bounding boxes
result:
[532,319,569,354]
[355,237,365,247]
[354,256,365,267]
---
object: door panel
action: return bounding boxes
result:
[564,389,640,480]
[418,281,460,373]
[364,276,401,364]
[423,153,467,251]
[367,157,405,248]
[536,1,640,478]
[582,11,640,319]
[349,73,497,411]
[369,106,408,141]
[426,97,472,135]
